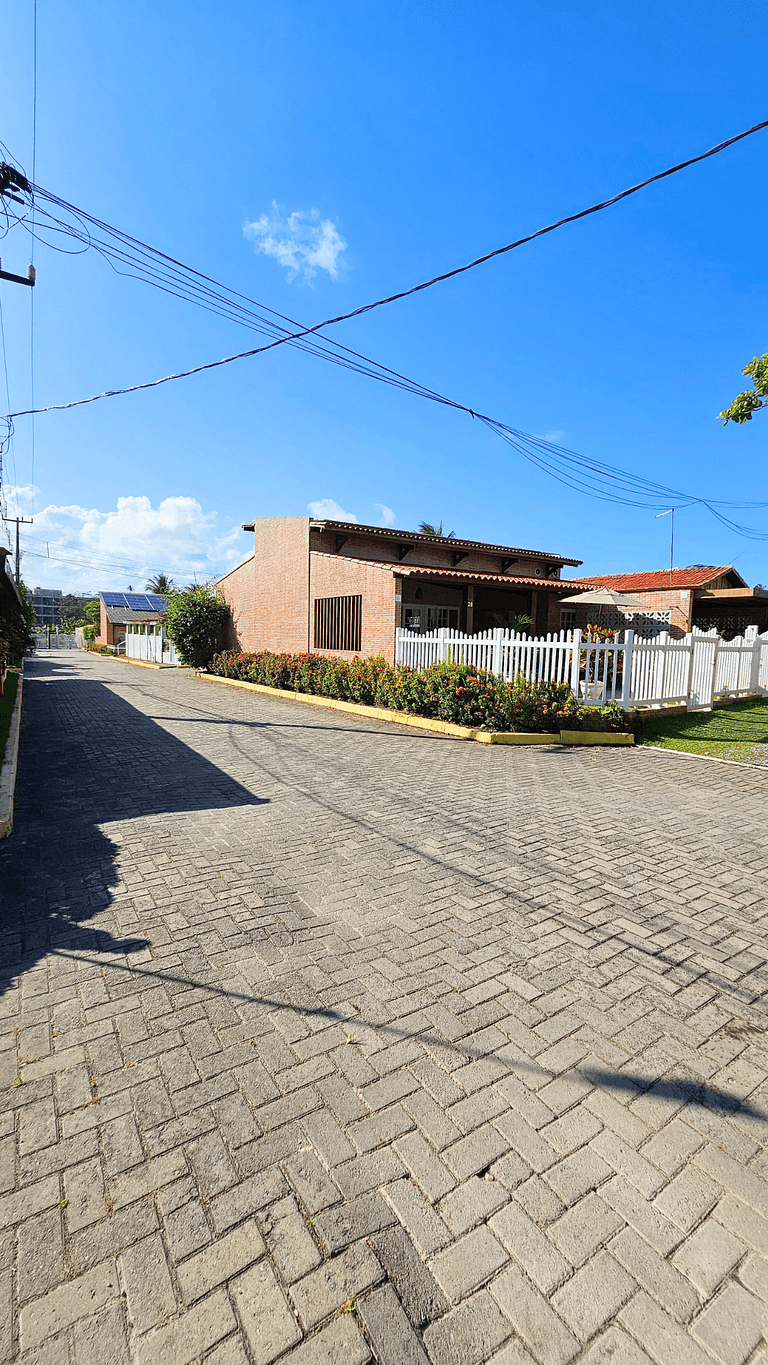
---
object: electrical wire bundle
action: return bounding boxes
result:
[1,119,768,539]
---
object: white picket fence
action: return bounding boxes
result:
[394,625,768,711]
[125,623,179,665]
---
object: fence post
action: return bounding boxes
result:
[569,630,581,698]
[438,628,448,664]
[749,633,762,696]
[492,628,503,677]
[620,631,634,709]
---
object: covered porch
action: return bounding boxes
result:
[396,566,572,637]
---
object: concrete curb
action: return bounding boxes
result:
[194,672,634,747]
[94,653,184,670]
[638,743,768,771]
[0,668,23,841]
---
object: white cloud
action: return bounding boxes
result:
[372,503,396,527]
[307,498,357,523]
[534,430,565,445]
[244,203,347,282]
[1,487,249,594]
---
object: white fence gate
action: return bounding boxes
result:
[394,626,768,711]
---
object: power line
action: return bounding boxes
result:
[1,120,768,539]
[12,117,768,412]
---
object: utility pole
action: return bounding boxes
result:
[0,165,37,588]
[1,516,34,583]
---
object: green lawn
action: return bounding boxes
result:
[639,696,768,765]
[0,669,20,771]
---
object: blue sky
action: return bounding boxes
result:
[1,0,766,592]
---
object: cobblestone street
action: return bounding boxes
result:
[3,649,768,1365]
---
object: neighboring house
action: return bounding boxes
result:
[216,517,582,664]
[567,566,768,638]
[96,592,167,650]
[30,587,63,628]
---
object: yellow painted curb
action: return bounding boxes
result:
[194,672,486,739]
[105,654,186,670]
[194,672,634,747]
[560,730,634,746]
[476,732,559,745]
[0,667,23,841]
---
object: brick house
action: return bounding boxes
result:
[95,592,166,650]
[566,566,768,638]
[216,517,582,664]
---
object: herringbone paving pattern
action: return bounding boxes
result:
[3,652,768,1364]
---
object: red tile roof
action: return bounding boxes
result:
[398,566,568,588]
[310,552,568,588]
[566,566,745,592]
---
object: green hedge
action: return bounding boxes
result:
[209,650,630,733]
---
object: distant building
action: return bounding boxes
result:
[30,587,63,628]
[59,592,98,620]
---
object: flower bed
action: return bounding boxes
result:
[209,651,631,733]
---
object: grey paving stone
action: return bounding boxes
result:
[356,1282,429,1365]
[19,1261,120,1353]
[369,1226,449,1328]
[229,1259,302,1364]
[429,1226,509,1302]
[551,1250,636,1340]
[692,1283,764,1365]
[489,1265,579,1365]
[282,1146,342,1212]
[289,1240,384,1329]
[315,1190,397,1254]
[439,1176,509,1236]
[547,1193,624,1268]
[119,1231,176,1334]
[133,1287,237,1365]
[262,1195,321,1283]
[382,1179,452,1257]
[71,1302,132,1365]
[16,1208,65,1304]
[281,1314,371,1365]
[177,1218,265,1301]
[442,1124,510,1181]
[671,1217,746,1297]
[610,1227,700,1322]
[422,1288,511,1365]
[489,1201,571,1294]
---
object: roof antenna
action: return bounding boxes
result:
[655,509,675,587]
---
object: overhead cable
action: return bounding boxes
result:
[1,120,768,537]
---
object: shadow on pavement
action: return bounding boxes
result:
[44,947,767,1122]
[0,659,267,998]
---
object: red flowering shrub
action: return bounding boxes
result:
[209,651,630,733]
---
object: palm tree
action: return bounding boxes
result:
[418,521,455,538]
[145,573,175,594]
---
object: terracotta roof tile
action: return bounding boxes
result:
[566,566,741,592]
[310,552,566,587]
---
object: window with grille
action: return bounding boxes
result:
[313,594,362,651]
[560,608,577,630]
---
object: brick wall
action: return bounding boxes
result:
[620,589,692,637]
[310,552,398,663]
[216,555,256,650]
[217,519,312,653]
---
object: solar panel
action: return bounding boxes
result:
[101,591,166,611]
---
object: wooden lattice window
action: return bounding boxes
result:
[313,595,362,652]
